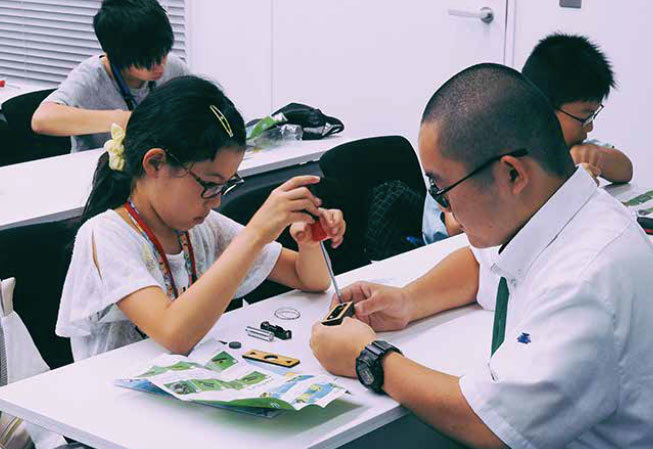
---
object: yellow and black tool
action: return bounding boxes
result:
[242,349,300,368]
[321,301,355,326]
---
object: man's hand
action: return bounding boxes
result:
[330,281,413,331]
[310,317,376,377]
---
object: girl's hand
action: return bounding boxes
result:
[290,208,346,248]
[246,176,321,243]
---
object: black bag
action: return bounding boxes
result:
[272,103,344,140]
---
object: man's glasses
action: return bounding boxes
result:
[557,104,604,128]
[165,151,244,199]
[428,148,529,209]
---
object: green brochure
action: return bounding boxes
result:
[115,340,347,418]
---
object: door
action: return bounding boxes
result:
[271,0,508,144]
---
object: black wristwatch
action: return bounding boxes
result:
[355,340,402,394]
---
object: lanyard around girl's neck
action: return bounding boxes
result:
[123,200,198,298]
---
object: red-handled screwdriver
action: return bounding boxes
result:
[310,220,343,303]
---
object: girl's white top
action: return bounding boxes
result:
[56,210,281,360]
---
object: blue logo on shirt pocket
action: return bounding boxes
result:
[517,332,531,344]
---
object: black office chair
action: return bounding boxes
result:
[0,118,17,166]
[318,135,426,268]
[0,217,80,368]
[2,89,71,164]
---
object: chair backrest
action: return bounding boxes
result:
[0,119,19,166]
[2,89,71,164]
[318,135,426,268]
[0,217,80,369]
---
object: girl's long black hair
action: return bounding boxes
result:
[82,75,246,223]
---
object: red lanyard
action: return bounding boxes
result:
[124,201,198,298]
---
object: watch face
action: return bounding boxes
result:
[360,368,374,385]
[356,356,374,386]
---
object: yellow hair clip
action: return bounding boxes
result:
[209,105,233,138]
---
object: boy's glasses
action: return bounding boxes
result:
[428,148,529,209]
[165,151,244,199]
[557,104,604,128]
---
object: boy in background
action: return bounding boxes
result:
[32,0,189,152]
[522,33,632,183]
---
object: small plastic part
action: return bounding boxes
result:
[219,339,243,349]
[274,307,301,320]
[260,321,292,340]
[246,326,274,341]
[0,80,5,88]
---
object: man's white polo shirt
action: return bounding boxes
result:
[460,168,653,448]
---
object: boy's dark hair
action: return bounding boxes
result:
[522,33,616,108]
[83,75,247,222]
[421,63,574,179]
[93,0,174,70]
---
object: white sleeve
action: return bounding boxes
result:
[459,279,619,449]
[201,212,282,298]
[42,63,91,107]
[56,218,162,337]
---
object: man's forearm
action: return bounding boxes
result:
[404,247,479,322]
[382,353,506,449]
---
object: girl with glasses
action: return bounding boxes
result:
[56,76,346,360]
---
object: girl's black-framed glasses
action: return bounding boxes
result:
[165,151,244,199]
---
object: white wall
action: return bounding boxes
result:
[188,0,507,144]
[270,0,506,144]
[510,0,653,183]
[188,1,653,181]
[187,0,273,122]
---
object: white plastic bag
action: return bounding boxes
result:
[0,278,67,449]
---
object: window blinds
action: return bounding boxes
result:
[0,0,185,85]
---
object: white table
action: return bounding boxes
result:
[0,135,355,231]
[0,235,493,449]
[0,82,45,105]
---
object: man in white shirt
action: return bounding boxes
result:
[311,63,653,448]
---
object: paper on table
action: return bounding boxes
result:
[115,340,348,417]
[606,184,653,217]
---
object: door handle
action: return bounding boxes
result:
[448,7,494,24]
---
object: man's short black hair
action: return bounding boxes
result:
[522,33,615,108]
[421,63,574,179]
[93,0,174,70]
